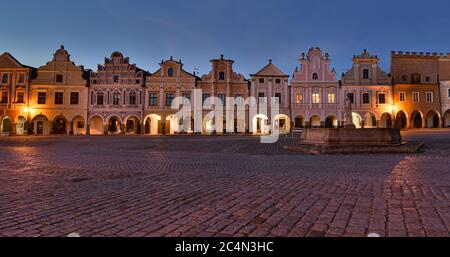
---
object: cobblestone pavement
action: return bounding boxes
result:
[0,130,449,237]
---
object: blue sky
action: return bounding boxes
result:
[2,0,450,78]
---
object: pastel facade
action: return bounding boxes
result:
[391,51,442,128]
[29,46,87,135]
[88,52,147,135]
[0,52,35,135]
[291,47,340,128]
[341,50,393,128]
[439,55,450,127]
[199,55,249,133]
[250,60,290,134]
[144,57,199,135]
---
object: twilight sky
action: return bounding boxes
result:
[2,0,450,78]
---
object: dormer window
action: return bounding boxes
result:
[167,68,174,77]
[312,73,318,80]
[219,72,225,80]
[56,74,63,83]
[411,73,421,84]
[113,75,119,83]
[362,69,369,79]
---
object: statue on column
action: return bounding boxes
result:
[344,96,356,128]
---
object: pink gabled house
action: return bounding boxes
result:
[290,47,341,128]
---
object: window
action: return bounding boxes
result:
[1,91,7,103]
[327,93,335,104]
[165,93,174,106]
[149,93,158,106]
[312,73,318,80]
[346,93,354,104]
[129,91,137,105]
[235,94,244,106]
[413,92,420,102]
[426,92,433,102]
[258,78,265,83]
[362,69,369,79]
[182,92,191,105]
[362,93,370,104]
[402,75,408,82]
[113,92,120,105]
[1,73,8,84]
[425,76,430,82]
[312,93,320,104]
[219,72,225,80]
[378,93,386,104]
[275,93,282,104]
[399,92,406,102]
[218,93,226,105]
[258,92,265,104]
[202,93,211,106]
[55,92,64,104]
[448,89,450,98]
[296,93,303,104]
[37,92,46,104]
[97,92,104,105]
[70,92,79,105]
[275,79,281,84]
[17,92,24,103]
[411,73,421,84]
[113,75,119,83]
[17,74,25,84]
[56,74,63,83]
[167,68,174,77]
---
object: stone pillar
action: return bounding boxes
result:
[86,123,90,135]
[104,124,108,135]
[69,121,74,135]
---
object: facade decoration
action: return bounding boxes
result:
[291,47,340,128]
[439,54,450,127]
[88,51,148,135]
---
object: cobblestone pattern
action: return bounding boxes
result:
[0,130,449,237]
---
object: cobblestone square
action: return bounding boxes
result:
[0,130,449,237]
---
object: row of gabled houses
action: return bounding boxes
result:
[1,45,450,136]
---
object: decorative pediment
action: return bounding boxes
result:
[0,52,24,68]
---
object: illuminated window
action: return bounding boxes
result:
[413,92,420,102]
[312,93,320,104]
[327,93,335,104]
[426,92,433,102]
[296,93,303,104]
[399,92,406,102]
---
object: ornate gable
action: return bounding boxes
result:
[251,60,288,77]
[292,47,336,83]
[0,52,23,68]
